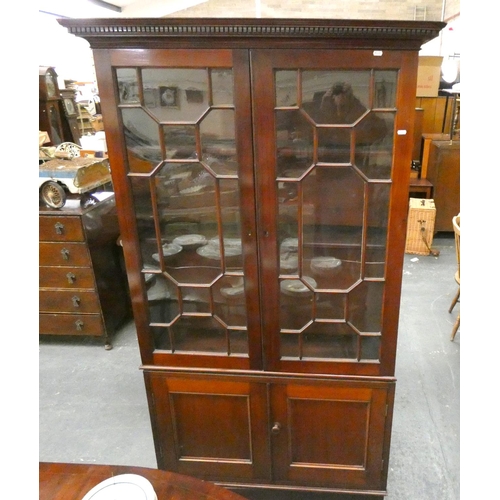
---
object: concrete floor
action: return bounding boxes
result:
[39,235,460,499]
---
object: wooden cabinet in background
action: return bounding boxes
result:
[426,139,460,232]
[39,193,130,348]
[59,17,445,498]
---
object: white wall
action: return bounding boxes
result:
[39,12,94,85]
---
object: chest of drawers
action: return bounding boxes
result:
[39,193,129,349]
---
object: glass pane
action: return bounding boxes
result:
[151,326,172,350]
[348,281,384,333]
[276,109,313,177]
[162,125,197,159]
[200,109,238,175]
[211,69,234,105]
[275,70,298,107]
[356,112,395,180]
[301,70,371,124]
[366,183,389,278]
[280,277,315,330]
[141,68,209,121]
[147,274,179,325]
[116,68,140,104]
[181,286,211,314]
[129,175,158,269]
[302,323,358,360]
[360,336,381,360]
[171,317,228,354]
[121,108,162,173]
[315,292,346,320]
[228,330,248,355]
[214,275,247,328]
[374,71,398,108]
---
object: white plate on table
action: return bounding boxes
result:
[81,474,157,500]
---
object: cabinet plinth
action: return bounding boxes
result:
[59,17,445,496]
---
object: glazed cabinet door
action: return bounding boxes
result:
[270,380,394,491]
[95,49,262,370]
[145,371,271,483]
[251,49,416,377]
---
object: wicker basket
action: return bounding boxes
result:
[405,198,436,255]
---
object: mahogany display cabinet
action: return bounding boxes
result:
[59,18,445,498]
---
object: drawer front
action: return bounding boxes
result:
[39,313,105,336]
[39,242,91,267]
[39,266,95,289]
[39,216,85,242]
[39,289,101,314]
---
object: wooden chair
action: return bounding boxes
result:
[449,214,460,340]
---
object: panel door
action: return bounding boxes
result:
[94,49,262,370]
[270,380,394,490]
[145,372,271,483]
[251,49,417,377]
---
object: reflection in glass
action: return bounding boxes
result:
[211,69,234,105]
[121,108,162,173]
[374,71,398,108]
[275,70,298,106]
[275,67,395,364]
[121,64,245,359]
[348,281,384,333]
[170,317,229,354]
[355,112,394,180]
[276,109,313,177]
[200,109,238,175]
[219,177,242,270]
[301,70,371,121]
[117,68,140,104]
[214,275,247,328]
[142,68,209,122]
[163,125,197,159]
[360,336,381,360]
[302,323,358,360]
[315,293,346,320]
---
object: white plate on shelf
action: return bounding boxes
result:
[81,474,157,500]
[280,238,299,252]
[197,242,242,259]
[280,276,317,296]
[152,243,183,262]
[310,256,342,273]
[280,252,298,271]
[172,234,207,248]
[208,237,242,249]
[220,285,245,297]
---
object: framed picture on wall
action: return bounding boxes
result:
[185,89,204,103]
[159,86,179,108]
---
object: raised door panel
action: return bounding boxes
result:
[270,381,393,491]
[145,372,271,483]
[251,49,417,377]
